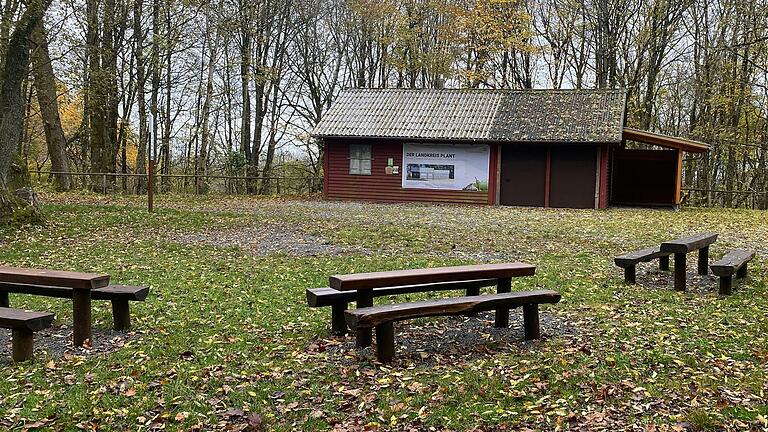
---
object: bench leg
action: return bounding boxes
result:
[674,253,687,292]
[0,291,8,307]
[331,303,348,336]
[356,290,373,348]
[12,328,34,362]
[466,286,480,296]
[659,256,670,271]
[523,304,540,340]
[495,277,512,328]
[111,300,131,331]
[375,322,395,363]
[72,289,92,347]
[736,264,748,279]
[718,276,733,296]
[465,286,481,317]
[697,246,709,275]
[624,266,636,284]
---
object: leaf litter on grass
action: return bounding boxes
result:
[0,193,766,431]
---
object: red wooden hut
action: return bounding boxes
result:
[312,89,708,209]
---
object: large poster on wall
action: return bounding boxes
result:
[402,143,490,191]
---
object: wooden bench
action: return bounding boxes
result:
[660,233,718,292]
[0,266,110,346]
[329,262,536,347]
[307,279,497,335]
[345,290,561,362]
[614,246,672,284]
[710,249,755,295]
[0,307,54,362]
[0,283,149,331]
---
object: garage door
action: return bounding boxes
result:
[549,146,597,209]
[499,145,547,206]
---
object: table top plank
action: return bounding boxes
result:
[0,266,109,290]
[660,233,718,254]
[329,262,535,291]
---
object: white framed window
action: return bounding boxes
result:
[349,144,372,175]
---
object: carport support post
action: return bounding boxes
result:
[355,290,373,348]
[697,246,709,275]
[674,253,687,292]
[495,277,512,328]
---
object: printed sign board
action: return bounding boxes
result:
[402,143,490,191]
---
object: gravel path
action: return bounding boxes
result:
[170,223,369,257]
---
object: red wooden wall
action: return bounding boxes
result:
[323,138,493,205]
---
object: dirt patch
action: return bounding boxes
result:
[635,266,749,296]
[171,223,369,257]
[0,324,138,366]
[313,309,576,366]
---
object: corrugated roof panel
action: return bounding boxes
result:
[312,88,627,143]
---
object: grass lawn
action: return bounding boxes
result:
[0,193,766,431]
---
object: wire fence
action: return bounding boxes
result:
[33,171,768,209]
[33,171,323,196]
[681,187,768,210]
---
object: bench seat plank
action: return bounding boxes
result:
[345,290,561,330]
[660,233,718,254]
[307,279,497,307]
[0,266,109,289]
[710,249,755,277]
[0,307,55,332]
[0,283,148,331]
[0,282,148,301]
[92,285,150,301]
[330,263,535,291]
[0,307,55,362]
[614,247,671,268]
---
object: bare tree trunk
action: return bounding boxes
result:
[0,0,50,220]
[150,0,160,192]
[197,11,220,194]
[30,19,70,190]
[134,0,147,194]
[239,0,253,190]
[86,0,105,192]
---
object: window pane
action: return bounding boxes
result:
[350,159,360,174]
[361,160,371,174]
[360,145,371,159]
[350,145,360,159]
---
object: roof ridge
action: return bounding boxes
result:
[341,87,628,93]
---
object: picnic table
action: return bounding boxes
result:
[660,233,718,292]
[0,266,109,346]
[329,262,536,348]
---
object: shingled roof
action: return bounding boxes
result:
[312,88,628,143]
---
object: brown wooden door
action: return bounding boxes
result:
[499,145,547,206]
[549,145,597,209]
